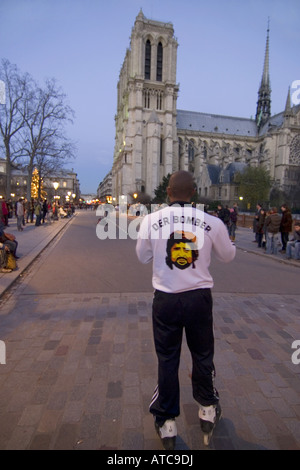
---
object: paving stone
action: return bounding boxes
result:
[107,380,123,398]
[0,290,299,450]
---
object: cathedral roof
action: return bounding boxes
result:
[176,109,258,137]
[222,162,247,183]
[258,111,284,136]
[206,162,247,184]
[206,165,221,184]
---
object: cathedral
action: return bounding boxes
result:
[102,10,300,207]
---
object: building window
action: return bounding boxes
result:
[160,137,164,165]
[145,40,151,80]
[156,42,163,81]
[156,91,162,110]
[188,141,194,162]
[144,89,150,108]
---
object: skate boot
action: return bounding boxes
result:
[155,418,177,450]
[199,403,222,446]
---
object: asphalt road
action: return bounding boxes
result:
[20,210,298,296]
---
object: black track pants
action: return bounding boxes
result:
[150,288,219,425]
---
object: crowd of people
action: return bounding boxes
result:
[252,203,300,260]
[0,197,75,273]
[215,202,299,261]
[216,203,238,241]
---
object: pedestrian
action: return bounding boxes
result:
[46,201,52,223]
[16,198,24,232]
[265,207,281,254]
[229,205,238,241]
[216,204,230,232]
[136,170,236,449]
[286,221,300,260]
[1,199,9,226]
[34,200,42,226]
[253,203,262,243]
[42,199,48,224]
[256,208,266,248]
[279,204,293,252]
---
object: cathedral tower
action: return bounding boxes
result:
[112,10,179,201]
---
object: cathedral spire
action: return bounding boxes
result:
[284,87,292,117]
[255,21,271,129]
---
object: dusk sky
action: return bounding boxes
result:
[1,0,299,194]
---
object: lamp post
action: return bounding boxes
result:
[53,181,59,198]
[53,182,59,220]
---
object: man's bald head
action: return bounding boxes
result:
[167,171,195,202]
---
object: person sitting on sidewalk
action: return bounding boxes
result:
[0,222,18,272]
[286,221,300,260]
[265,207,281,255]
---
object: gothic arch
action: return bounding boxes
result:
[144,35,154,80]
[156,41,163,81]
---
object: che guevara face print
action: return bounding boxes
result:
[165,231,199,270]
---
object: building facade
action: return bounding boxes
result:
[0,158,80,204]
[107,10,300,207]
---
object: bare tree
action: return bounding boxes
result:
[0,60,76,200]
[22,78,76,199]
[0,59,34,198]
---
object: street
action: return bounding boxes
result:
[14,210,299,295]
[0,210,299,450]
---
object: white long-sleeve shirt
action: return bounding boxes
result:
[136,203,236,293]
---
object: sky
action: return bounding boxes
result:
[1,0,299,194]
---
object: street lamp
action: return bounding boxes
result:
[53,181,59,198]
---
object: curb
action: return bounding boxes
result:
[0,215,76,299]
[236,245,300,268]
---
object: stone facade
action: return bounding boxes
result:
[107,10,300,207]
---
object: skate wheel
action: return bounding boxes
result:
[203,433,211,446]
[162,436,176,451]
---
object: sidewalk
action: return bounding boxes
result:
[0,215,75,298]
[234,226,300,268]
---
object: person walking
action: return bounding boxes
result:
[136,171,236,449]
[229,205,238,241]
[256,208,266,248]
[279,204,293,252]
[253,203,262,243]
[265,207,281,254]
[34,200,42,226]
[1,199,9,226]
[16,198,24,232]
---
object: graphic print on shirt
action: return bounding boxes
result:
[165,231,199,270]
